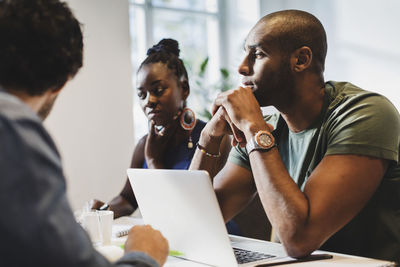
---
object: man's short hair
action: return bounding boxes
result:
[262,10,327,73]
[0,0,83,96]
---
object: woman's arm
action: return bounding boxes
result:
[195,134,232,179]
[92,136,147,219]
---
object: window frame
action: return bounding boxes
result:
[129,0,260,143]
[130,0,228,68]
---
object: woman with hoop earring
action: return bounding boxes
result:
[92,39,240,235]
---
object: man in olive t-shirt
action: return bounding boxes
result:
[229,81,400,260]
[189,10,400,262]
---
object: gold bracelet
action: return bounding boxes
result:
[197,143,221,158]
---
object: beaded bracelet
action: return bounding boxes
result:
[197,143,221,158]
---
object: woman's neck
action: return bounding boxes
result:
[171,119,195,148]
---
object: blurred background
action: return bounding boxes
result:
[44,0,400,210]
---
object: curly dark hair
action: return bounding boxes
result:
[0,0,83,96]
[139,38,189,83]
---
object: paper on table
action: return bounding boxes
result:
[112,216,144,238]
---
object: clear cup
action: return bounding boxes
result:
[82,210,114,246]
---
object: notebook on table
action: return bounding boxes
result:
[127,168,287,267]
[112,216,144,238]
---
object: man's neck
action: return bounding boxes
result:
[280,80,325,133]
[11,90,46,113]
[3,88,55,119]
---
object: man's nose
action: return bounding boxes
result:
[238,55,252,76]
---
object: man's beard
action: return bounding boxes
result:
[38,94,58,120]
[254,59,295,109]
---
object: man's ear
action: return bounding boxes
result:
[180,79,190,100]
[291,46,312,72]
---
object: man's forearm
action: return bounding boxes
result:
[249,149,312,257]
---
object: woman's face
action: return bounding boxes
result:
[137,62,188,127]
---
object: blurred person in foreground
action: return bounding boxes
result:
[0,0,168,266]
[190,9,400,262]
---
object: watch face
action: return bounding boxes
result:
[256,132,274,148]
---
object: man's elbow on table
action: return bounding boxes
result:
[279,231,325,259]
[281,240,317,258]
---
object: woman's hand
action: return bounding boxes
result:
[144,120,178,168]
[90,196,135,219]
[90,199,107,210]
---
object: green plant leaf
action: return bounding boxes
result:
[200,109,212,120]
[199,57,209,77]
[189,56,234,121]
[220,68,229,79]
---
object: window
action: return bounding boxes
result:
[129,0,259,143]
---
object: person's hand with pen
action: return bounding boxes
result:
[90,196,135,219]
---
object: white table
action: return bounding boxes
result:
[97,216,397,267]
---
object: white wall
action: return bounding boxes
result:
[45,0,134,210]
[260,0,400,111]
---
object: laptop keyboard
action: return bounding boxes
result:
[234,247,276,264]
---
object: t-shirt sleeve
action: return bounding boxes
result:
[228,144,252,170]
[325,93,400,163]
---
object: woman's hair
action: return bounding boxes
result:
[138,39,189,84]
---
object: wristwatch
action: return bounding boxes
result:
[246,130,276,154]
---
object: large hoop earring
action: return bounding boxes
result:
[180,107,196,131]
[180,108,196,149]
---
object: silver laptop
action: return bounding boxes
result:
[127,168,288,266]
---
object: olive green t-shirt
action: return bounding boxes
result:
[229,81,400,262]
